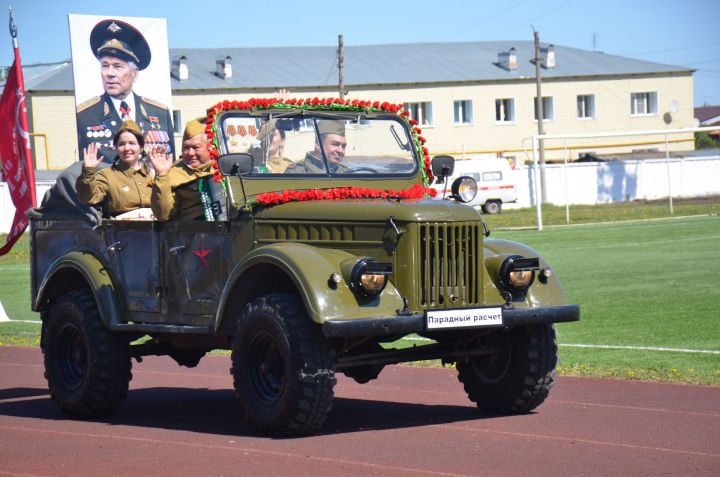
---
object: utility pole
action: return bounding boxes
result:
[533,29,548,203]
[337,34,345,100]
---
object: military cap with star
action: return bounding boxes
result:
[89,19,151,70]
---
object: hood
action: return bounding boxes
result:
[252,198,482,223]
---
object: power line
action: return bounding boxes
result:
[492,0,574,37]
[623,41,720,56]
[437,0,529,42]
[682,58,720,66]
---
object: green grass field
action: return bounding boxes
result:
[493,215,720,385]
[2,205,719,384]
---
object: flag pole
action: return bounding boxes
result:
[9,6,18,47]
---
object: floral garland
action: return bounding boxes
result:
[256,184,436,206]
[204,97,434,186]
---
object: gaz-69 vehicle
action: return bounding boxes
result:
[30,98,579,436]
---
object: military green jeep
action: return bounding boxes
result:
[30,98,579,436]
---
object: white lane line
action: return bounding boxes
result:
[561,343,720,355]
[401,336,720,355]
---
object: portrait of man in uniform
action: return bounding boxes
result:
[69,15,174,163]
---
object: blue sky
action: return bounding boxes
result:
[1,0,718,106]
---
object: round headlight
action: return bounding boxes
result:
[509,269,534,288]
[350,258,392,297]
[359,273,386,292]
[499,255,538,297]
[450,176,478,203]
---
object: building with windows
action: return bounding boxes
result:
[20,40,695,170]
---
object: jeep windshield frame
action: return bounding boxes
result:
[216,111,420,179]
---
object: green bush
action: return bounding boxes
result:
[695,131,718,149]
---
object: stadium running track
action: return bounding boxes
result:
[1,346,718,476]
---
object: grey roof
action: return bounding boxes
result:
[694,105,720,123]
[2,61,73,90]
[19,41,693,92]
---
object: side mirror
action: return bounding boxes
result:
[218,153,253,177]
[431,155,455,179]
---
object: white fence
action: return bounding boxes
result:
[0,182,53,235]
[525,126,720,229]
[1,155,719,234]
[512,154,720,208]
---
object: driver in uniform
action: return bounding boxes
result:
[286,120,350,174]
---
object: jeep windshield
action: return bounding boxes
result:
[217,112,418,177]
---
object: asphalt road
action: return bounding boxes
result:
[1,346,718,476]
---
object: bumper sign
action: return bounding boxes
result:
[426,307,503,330]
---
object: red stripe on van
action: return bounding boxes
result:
[478,185,515,191]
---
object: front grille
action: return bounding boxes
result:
[420,222,481,307]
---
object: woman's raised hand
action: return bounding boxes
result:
[82,143,102,168]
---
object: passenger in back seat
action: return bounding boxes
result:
[76,119,154,218]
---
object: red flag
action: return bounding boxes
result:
[0,10,36,256]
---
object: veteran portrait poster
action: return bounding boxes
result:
[69,14,175,163]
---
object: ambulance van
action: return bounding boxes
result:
[432,158,518,214]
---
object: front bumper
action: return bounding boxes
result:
[322,304,580,338]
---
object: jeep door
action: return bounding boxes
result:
[161,221,228,325]
[103,220,162,314]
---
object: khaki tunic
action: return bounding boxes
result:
[151,161,214,221]
[265,155,294,173]
[285,152,350,174]
[76,161,152,216]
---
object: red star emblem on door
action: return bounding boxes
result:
[192,238,213,270]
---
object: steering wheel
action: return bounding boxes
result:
[345,167,378,174]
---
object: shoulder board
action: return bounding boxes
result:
[76,96,101,113]
[140,96,169,110]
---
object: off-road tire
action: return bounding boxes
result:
[456,324,557,413]
[482,200,502,214]
[43,290,132,418]
[232,293,336,436]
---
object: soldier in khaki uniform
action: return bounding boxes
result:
[150,119,225,221]
[254,119,293,173]
[76,19,174,163]
[76,119,153,217]
[286,120,350,174]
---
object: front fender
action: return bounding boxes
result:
[216,243,404,330]
[484,238,570,306]
[34,250,122,328]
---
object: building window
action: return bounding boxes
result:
[533,96,554,121]
[631,92,658,115]
[495,98,515,123]
[577,94,596,119]
[453,100,473,125]
[404,101,433,126]
[172,110,182,135]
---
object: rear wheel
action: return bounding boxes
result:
[456,324,557,413]
[232,293,336,436]
[42,290,132,418]
[482,200,502,214]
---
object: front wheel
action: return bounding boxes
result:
[482,200,502,214]
[232,293,336,436]
[456,324,557,413]
[42,290,132,418]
